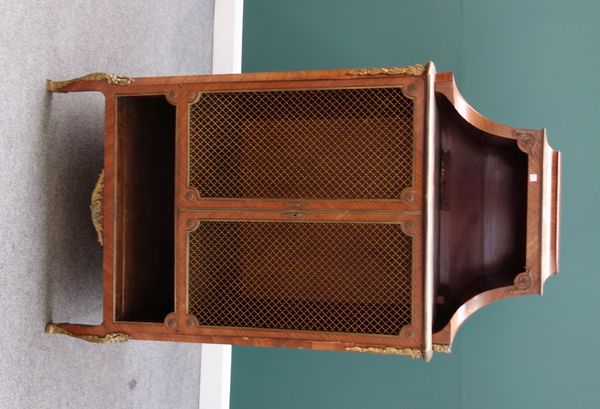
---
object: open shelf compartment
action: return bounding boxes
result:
[433,96,528,330]
[114,95,176,323]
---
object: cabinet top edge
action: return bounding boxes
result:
[125,65,442,85]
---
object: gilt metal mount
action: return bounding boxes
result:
[45,324,130,344]
[46,72,134,92]
[90,169,104,246]
[347,64,425,76]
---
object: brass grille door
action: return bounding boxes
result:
[187,221,412,335]
[188,87,414,200]
[181,79,424,349]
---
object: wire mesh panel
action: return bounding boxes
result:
[188,221,412,335]
[188,87,414,200]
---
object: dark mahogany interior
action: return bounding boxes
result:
[434,95,528,331]
[116,96,175,322]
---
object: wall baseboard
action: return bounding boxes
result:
[212,0,244,74]
[199,344,232,409]
[200,3,243,408]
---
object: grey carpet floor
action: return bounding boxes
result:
[0,1,214,408]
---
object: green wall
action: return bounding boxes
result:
[233,1,600,408]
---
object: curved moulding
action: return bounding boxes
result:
[431,73,561,350]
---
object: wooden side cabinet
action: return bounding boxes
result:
[45,63,561,361]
